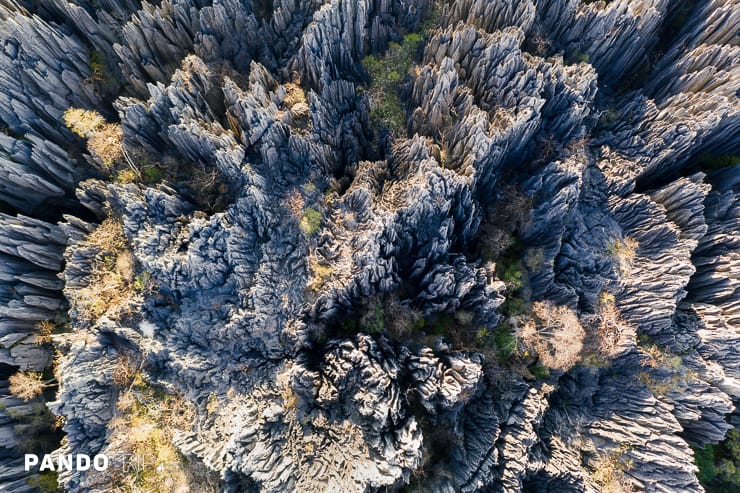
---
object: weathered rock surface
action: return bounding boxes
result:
[0,0,738,492]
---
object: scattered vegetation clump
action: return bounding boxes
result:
[186,164,233,212]
[523,247,545,271]
[569,51,591,64]
[63,108,106,137]
[283,72,308,108]
[64,108,124,169]
[590,446,635,493]
[279,73,310,132]
[112,352,141,388]
[63,108,168,186]
[9,371,55,402]
[606,236,639,274]
[479,187,533,261]
[693,429,740,492]
[299,207,323,235]
[133,271,153,292]
[67,218,143,323]
[288,186,325,237]
[492,322,518,360]
[530,365,550,379]
[523,31,551,57]
[33,320,55,345]
[636,341,696,396]
[594,291,629,358]
[606,236,638,259]
[10,402,62,454]
[499,258,523,291]
[285,188,306,218]
[362,32,425,134]
[337,294,425,341]
[87,49,118,93]
[279,384,299,413]
[92,372,218,492]
[27,470,61,493]
[87,121,125,168]
[306,256,333,292]
[521,301,585,371]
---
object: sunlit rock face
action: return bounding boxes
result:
[0,0,738,492]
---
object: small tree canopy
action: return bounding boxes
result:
[9,371,48,401]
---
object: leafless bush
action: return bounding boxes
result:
[88,123,124,168]
[63,108,124,169]
[383,296,423,339]
[521,301,585,371]
[112,353,139,387]
[596,292,630,358]
[9,371,54,401]
[479,187,533,260]
[68,218,141,323]
[480,227,514,260]
[285,189,305,219]
[607,237,639,275]
[591,446,636,493]
[33,320,54,345]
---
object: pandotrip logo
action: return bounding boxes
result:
[24,453,167,473]
[25,454,109,472]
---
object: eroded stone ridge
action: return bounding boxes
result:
[0,0,737,492]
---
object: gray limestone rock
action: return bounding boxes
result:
[0,0,738,492]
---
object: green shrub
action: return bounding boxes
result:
[142,165,164,184]
[693,429,740,492]
[501,262,523,291]
[403,33,423,52]
[494,322,517,360]
[115,169,138,184]
[694,444,718,484]
[425,313,455,336]
[362,31,425,134]
[571,51,590,63]
[27,471,60,493]
[693,154,740,173]
[502,296,527,317]
[299,208,322,235]
[475,328,495,348]
[363,302,385,334]
[88,49,117,91]
[531,365,550,379]
[133,272,152,292]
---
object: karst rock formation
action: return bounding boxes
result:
[0,0,738,492]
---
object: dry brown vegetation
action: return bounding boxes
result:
[33,320,54,345]
[63,108,124,169]
[479,187,532,261]
[285,188,306,219]
[306,256,334,293]
[63,108,105,137]
[636,341,694,396]
[112,352,140,388]
[9,371,54,402]
[369,295,424,340]
[595,292,630,357]
[521,301,585,371]
[88,123,125,168]
[67,218,142,323]
[607,236,639,275]
[89,372,218,493]
[591,446,636,493]
[283,74,307,108]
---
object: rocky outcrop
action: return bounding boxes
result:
[0,0,738,492]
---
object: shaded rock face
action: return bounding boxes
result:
[0,1,737,493]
